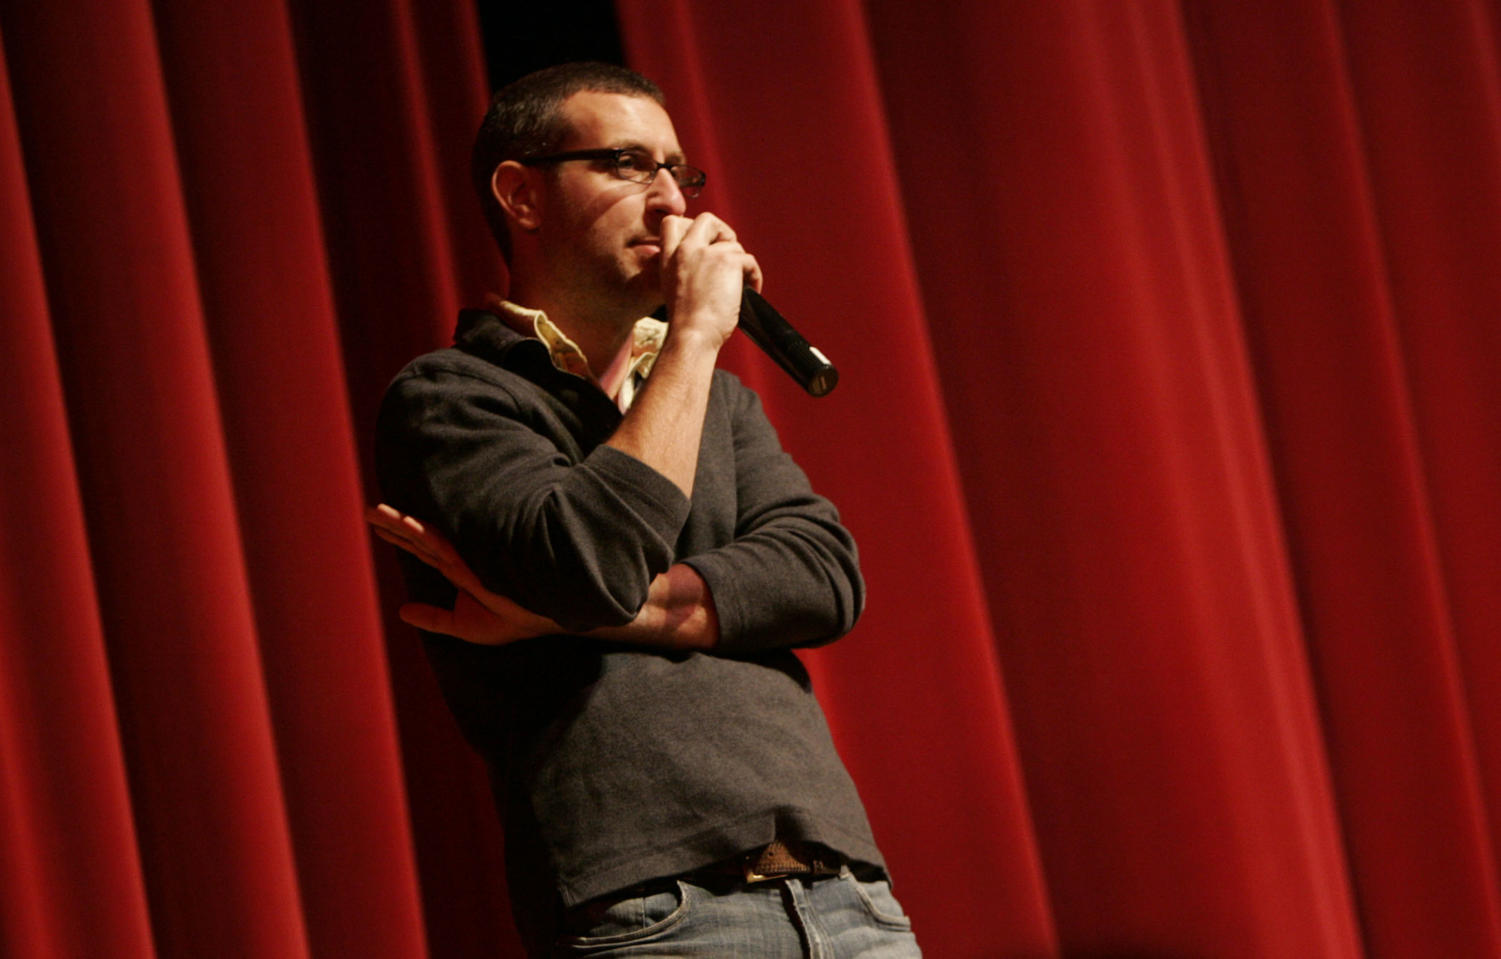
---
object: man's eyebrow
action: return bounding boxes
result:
[613,140,687,163]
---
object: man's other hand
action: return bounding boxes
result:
[366,504,559,644]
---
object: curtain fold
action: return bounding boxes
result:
[0,30,156,958]
[0,0,436,954]
[1185,0,1501,952]
[814,2,1356,955]
[2,0,1499,956]
[2,1,312,953]
[1336,1,1501,920]
[147,1,431,955]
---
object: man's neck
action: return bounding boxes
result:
[507,281,643,399]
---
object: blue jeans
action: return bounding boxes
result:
[553,866,921,957]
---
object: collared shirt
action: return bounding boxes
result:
[484,294,665,412]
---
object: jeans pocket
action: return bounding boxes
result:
[848,874,914,930]
[556,879,691,947]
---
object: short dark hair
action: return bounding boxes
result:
[472,62,665,261]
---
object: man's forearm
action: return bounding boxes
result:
[587,563,719,650]
[604,210,754,499]
[604,328,719,498]
[369,503,719,649]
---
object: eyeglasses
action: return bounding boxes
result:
[520,148,707,198]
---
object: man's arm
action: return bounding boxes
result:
[603,212,759,498]
[375,362,693,633]
[677,377,864,652]
[372,366,862,654]
[368,504,717,649]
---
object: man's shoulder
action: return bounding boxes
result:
[392,343,509,382]
[382,346,506,398]
[386,312,547,395]
[377,340,565,438]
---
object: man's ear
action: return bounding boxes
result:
[492,161,542,233]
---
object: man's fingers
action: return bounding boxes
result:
[369,502,437,540]
[401,599,516,646]
[367,504,426,549]
[663,212,738,262]
[370,523,422,556]
[368,504,445,561]
[398,602,458,636]
[367,505,486,593]
[677,214,758,295]
[368,503,414,534]
[371,503,527,642]
[660,214,690,260]
[369,522,447,571]
[743,256,763,293]
[401,597,496,641]
[679,211,737,250]
[366,503,399,531]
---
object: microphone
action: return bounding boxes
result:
[737,288,839,397]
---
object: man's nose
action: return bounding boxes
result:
[644,168,687,216]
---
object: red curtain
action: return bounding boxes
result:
[3,0,1498,956]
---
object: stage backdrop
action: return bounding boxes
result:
[2,1,1498,957]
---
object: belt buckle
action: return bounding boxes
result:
[743,840,800,884]
[741,840,836,884]
[742,860,777,884]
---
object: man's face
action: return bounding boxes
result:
[535,91,690,315]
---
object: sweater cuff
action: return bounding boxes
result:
[680,551,747,648]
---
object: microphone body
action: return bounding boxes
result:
[737,288,839,397]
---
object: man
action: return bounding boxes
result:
[373,62,919,955]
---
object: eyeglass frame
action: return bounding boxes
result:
[518,147,707,198]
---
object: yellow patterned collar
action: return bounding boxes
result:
[485,294,665,411]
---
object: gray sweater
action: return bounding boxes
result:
[375,310,882,920]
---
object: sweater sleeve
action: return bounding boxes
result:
[375,357,692,633]
[681,377,865,653]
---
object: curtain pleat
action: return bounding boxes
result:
[1,0,312,954]
[2,0,1499,956]
[1338,4,1501,937]
[0,31,156,959]
[146,1,430,955]
[1185,0,1501,953]
[0,0,438,953]
[851,2,1360,955]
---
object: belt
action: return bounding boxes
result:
[720,839,844,884]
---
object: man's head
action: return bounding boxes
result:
[472,62,666,262]
[476,64,705,323]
